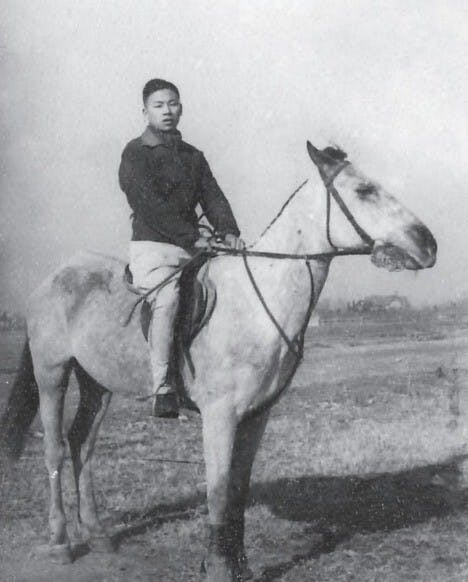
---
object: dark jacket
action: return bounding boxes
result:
[119,127,240,249]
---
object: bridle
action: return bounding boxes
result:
[125,160,376,411]
[322,161,375,251]
[212,159,375,259]
[237,161,375,418]
[125,160,374,320]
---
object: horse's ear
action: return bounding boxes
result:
[307,141,332,168]
[307,141,347,172]
[306,141,322,167]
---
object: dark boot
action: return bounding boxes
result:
[152,387,179,419]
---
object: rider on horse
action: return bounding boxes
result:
[119,78,244,418]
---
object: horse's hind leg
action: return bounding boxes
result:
[68,365,112,551]
[36,360,73,563]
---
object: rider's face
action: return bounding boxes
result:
[143,89,182,132]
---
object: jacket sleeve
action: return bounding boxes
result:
[118,144,197,246]
[198,154,241,238]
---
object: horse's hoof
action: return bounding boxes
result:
[33,543,73,564]
[50,543,74,564]
[88,535,116,553]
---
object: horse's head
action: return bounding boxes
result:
[307,141,437,271]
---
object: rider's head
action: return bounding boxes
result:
[142,79,182,133]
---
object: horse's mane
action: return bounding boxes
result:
[322,146,348,162]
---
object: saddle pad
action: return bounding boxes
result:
[123,260,216,344]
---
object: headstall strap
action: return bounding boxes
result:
[240,159,373,360]
[322,161,375,249]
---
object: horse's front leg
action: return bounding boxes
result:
[201,403,270,581]
[229,409,270,580]
[202,403,239,582]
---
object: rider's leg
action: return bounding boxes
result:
[129,241,192,417]
[146,276,181,417]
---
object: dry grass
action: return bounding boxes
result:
[1,313,468,580]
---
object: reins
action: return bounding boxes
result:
[122,246,370,326]
[241,257,316,420]
[123,248,208,325]
[124,162,374,375]
[242,254,309,358]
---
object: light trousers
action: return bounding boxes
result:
[129,241,192,392]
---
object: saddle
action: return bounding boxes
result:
[123,255,217,377]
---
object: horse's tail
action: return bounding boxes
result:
[0,340,39,460]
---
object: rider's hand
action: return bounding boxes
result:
[194,236,213,250]
[224,234,246,250]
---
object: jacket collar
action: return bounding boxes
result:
[141,126,182,148]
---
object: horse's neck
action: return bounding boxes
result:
[246,174,331,337]
[251,174,330,256]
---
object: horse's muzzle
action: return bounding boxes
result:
[406,223,437,269]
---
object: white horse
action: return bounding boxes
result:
[1,142,436,581]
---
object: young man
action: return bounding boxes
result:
[119,78,244,418]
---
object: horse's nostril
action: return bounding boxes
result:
[412,223,437,256]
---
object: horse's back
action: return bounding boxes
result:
[25,251,254,396]
[32,250,123,298]
[26,252,151,385]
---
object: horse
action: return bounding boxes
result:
[1,142,437,581]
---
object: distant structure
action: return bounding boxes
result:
[347,294,411,314]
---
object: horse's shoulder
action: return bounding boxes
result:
[204,255,246,284]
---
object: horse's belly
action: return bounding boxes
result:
[71,299,153,395]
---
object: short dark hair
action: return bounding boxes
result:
[142,79,180,104]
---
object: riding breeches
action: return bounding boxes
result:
[129,241,192,392]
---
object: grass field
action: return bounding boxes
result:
[1,310,468,581]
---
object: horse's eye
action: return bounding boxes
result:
[356,184,376,198]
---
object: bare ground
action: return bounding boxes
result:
[1,311,468,581]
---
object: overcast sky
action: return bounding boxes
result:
[1,0,467,310]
